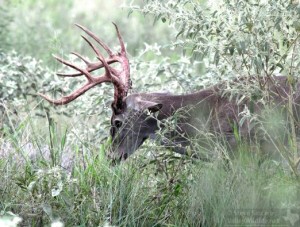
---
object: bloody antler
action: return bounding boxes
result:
[39,23,131,111]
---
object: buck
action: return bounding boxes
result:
[40,24,300,161]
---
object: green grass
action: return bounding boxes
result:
[1,0,300,226]
[1,112,300,226]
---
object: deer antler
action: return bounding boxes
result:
[39,23,131,111]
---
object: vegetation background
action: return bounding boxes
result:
[0,0,300,226]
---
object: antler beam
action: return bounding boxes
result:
[39,23,131,109]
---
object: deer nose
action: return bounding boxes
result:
[121,153,128,160]
[107,147,128,163]
[107,152,121,166]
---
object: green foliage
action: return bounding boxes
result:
[0,51,49,131]
[1,119,299,226]
[0,51,48,102]
[1,0,74,66]
[1,0,174,68]
[129,0,300,174]
[131,0,300,92]
[0,0,183,143]
[0,6,12,49]
[1,0,300,226]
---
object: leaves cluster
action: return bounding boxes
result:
[132,0,300,95]
[0,51,50,129]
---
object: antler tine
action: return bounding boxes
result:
[39,23,131,107]
[97,53,120,85]
[53,54,93,81]
[71,51,90,64]
[75,23,113,56]
[112,22,126,54]
[81,34,122,84]
[56,24,119,78]
[57,60,118,77]
[38,75,111,105]
[55,51,91,77]
[81,35,102,59]
[55,52,90,77]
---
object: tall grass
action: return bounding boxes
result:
[1,0,300,226]
[1,109,300,226]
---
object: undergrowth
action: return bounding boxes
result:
[1,111,300,226]
[1,0,300,226]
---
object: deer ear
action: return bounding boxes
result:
[147,103,163,113]
[137,100,163,113]
[111,102,126,115]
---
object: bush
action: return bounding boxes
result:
[0,51,50,131]
[127,0,300,172]
[130,0,300,88]
[1,1,300,225]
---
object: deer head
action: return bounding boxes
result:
[39,24,161,161]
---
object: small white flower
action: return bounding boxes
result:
[51,220,64,227]
[0,212,22,227]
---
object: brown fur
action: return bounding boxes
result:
[109,76,300,161]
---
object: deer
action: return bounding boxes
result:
[39,24,300,162]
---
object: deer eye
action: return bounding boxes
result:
[114,120,123,128]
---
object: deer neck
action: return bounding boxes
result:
[136,88,219,119]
